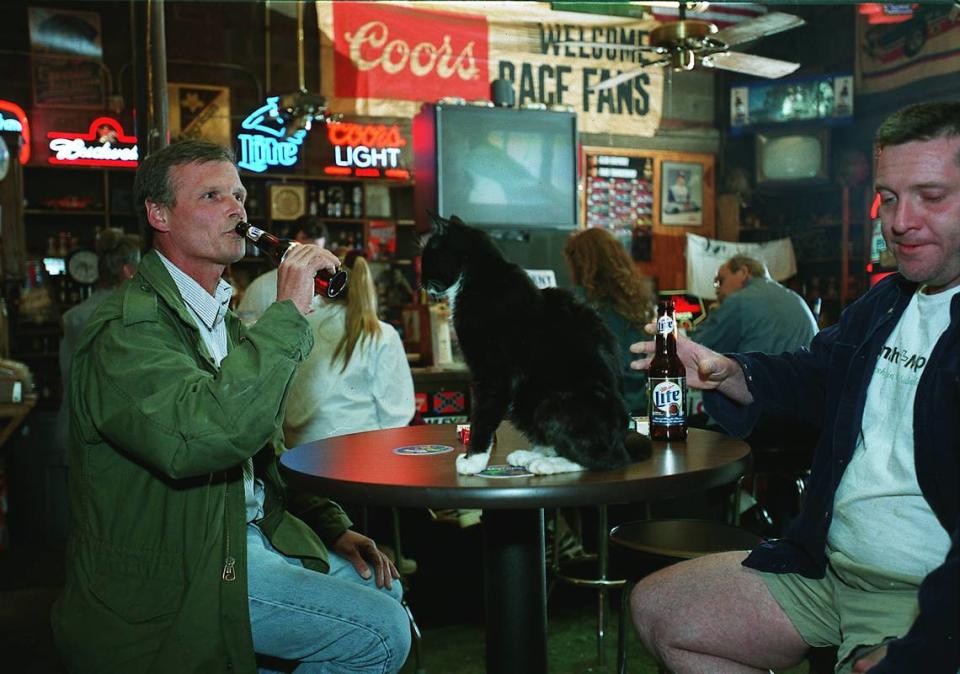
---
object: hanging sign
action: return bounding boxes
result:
[46,116,137,167]
[0,100,31,164]
[317,1,666,137]
[237,96,307,173]
[324,121,409,179]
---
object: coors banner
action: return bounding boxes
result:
[316,1,665,137]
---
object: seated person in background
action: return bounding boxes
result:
[52,228,141,541]
[52,140,410,673]
[627,101,959,674]
[236,214,328,324]
[564,227,655,416]
[690,254,817,355]
[283,250,416,570]
[283,250,415,447]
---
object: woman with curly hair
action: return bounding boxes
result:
[564,227,655,415]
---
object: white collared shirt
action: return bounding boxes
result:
[157,252,264,522]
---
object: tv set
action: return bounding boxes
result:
[414,104,579,230]
[755,129,830,185]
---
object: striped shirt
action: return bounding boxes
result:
[157,252,265,522]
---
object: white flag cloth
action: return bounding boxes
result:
[686,233,797,301]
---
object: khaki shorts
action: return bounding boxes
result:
[759,547,923,674]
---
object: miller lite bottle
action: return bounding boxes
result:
[235,221,348,299]
[648,298,687,441]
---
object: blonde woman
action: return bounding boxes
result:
[283,252,415,448]
[564,227,655,415]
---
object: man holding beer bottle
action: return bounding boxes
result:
[52,140,411,673]
[628,101,959,673]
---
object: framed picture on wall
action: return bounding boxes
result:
[661,161,705,226]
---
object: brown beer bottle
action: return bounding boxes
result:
[648,298,687,441]
[235,221,348,298]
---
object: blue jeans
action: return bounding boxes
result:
[247,524,411,673]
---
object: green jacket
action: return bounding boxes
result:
[51,251,353,673]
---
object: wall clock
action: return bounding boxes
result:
[67,249,99,285]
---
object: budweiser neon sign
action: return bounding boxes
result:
[47,117,138,167]
[237,96,307,173]
[324,122,409,179]
[0,100,31,164]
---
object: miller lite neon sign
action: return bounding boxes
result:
[0,100,31,164]
[47,117,138,167]
[325,122,409,180]
[237,97,307,173]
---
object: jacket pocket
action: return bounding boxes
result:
[88,573,183,624]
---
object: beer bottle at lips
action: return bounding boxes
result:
[235,221,348,299]
[648,298,688,441]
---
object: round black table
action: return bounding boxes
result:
[280,423,751,674]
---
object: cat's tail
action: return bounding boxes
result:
[624,430,652,462]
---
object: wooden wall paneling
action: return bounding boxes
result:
[581,146,715,292]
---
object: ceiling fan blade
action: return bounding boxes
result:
[556,40,660,53]
[588,62,667,92]
[713,12,805,47]
[702,51,800,79]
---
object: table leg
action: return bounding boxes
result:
[482,508,548,674]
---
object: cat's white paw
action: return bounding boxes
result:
[507,450,538,468]
[525,456,586,475]
[456,451,491,475]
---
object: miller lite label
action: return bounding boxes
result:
[649,376,686,427]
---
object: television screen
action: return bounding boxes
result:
[435,106,578,229]
[756,130,829,184]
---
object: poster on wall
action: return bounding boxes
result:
[316,0,665,137]
[661,161,703,227]
[168,83,232,146]
[856,6,960,95]
[29,7,105,108]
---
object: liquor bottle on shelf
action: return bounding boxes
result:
[352,185,363,218]
[235,221,348,298]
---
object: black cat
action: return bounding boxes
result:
[420,214,650,475]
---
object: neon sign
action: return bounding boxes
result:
[325,122,409,179]
[237,97,307,173]
[47,117,138,167]
[0,100,31,164]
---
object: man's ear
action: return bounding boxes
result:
[146,200,170,233]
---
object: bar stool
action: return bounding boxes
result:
[548,505,627,666]
[609,518,765,674]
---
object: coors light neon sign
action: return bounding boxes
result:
[47,117,138,167]
[324,122,409,179]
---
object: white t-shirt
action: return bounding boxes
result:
[827,284,959,576]
[283,301,415,447]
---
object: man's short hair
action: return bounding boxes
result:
[133,140,237,228]
[726,255,768,279]
[293,215,329,243]
[875,101,960,166]
[95,228,141,286]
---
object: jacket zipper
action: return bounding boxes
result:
[222,471,236,581]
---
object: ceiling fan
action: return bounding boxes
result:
[564,3,805,91]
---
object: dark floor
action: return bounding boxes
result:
[1,509,813,674]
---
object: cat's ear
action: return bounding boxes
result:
[449,214,466,227]
[427,210,448,235]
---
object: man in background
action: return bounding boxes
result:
[237,215,329,324]
[52,228,140,541]
[690,254,817,354]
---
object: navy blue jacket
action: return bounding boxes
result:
[705,274,958,672]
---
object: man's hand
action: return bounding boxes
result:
[275,243,341,315]
[852,644,887,673]
[330,529,400,590]
[629,324,754,405]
